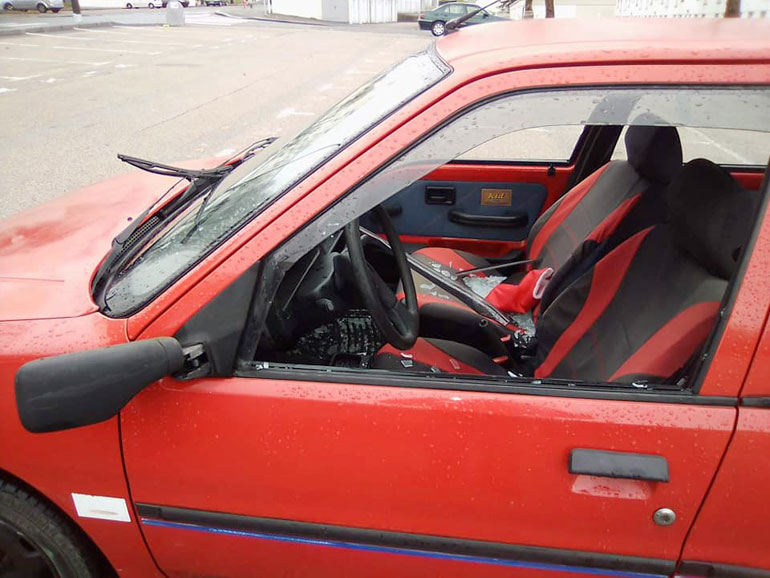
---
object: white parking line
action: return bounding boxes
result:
[53,45,162,55]
[0,56,112,66]
[276,107,314,119]
[689,127,753,165]
[0,41,40,48]
[0,74,42,81]
[27,32,97,40]
[28,31,187,46]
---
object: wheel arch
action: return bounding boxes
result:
[0,467,118,577]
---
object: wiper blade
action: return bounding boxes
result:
[227,136,279,164]
[117,153,234,182]
[445,0,500,32]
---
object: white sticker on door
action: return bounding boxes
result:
[71,493,131,523]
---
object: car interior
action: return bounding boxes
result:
[252,118,767,389]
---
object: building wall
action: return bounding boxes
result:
[396,0,436,12]
[615,0,769,17]
[508,0,616,18]
[269,0,323,19]
[349,0,397,22]
[271,0,397,22]
[323,0,350,21]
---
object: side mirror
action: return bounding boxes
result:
[15,338,185,433]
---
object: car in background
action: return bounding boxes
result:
[2,0,62,12]
[204,0,227,6]
[418,2,504,36]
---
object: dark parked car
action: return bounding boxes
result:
[418,2,504,36]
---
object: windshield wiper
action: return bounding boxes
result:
[112,137,278,248]
[117,153,235,182]
[93,138,280,301]
[445,0,502,33]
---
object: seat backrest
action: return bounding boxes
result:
[525,124,682,274]
[532,159,757,384]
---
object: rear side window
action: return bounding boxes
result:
[456,125,584,163]
[613,126,770,166]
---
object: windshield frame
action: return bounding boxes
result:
[96,45,451,318]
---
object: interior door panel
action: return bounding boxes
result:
[361,163,576,257]
[364,179,547,242]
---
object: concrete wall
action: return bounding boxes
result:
[349,0,397,22]
[508,0,616,18]
[270,0,323,19]
[271,0,397,22]
[396,0,435,12]
[615,0,769,17]
[323,0,350,20]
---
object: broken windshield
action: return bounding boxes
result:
[102,48,450,316]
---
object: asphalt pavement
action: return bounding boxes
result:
[0,9,431,218]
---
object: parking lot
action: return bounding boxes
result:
[0,15,430,218]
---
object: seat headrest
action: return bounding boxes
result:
[625,123,683,183]
[667,159,758,280]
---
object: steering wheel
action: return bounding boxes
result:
[344,205,419,350]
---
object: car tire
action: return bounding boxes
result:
[125,2,132,6]
[0,479,107,578]
[3,2,13,8]
[148,2,154,7]
[431,20,446,36]
[51,6,59,10]
[36,2,47,11]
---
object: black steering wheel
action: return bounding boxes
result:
[344,205,419,350]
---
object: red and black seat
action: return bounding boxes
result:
[410,123,683,314]
[374,159,757,384]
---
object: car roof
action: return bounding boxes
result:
[436,18,770,70]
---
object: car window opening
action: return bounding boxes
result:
[237,86,770,394]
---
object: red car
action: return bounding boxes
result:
[2,18,770,578]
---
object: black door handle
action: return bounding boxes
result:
[569,449,669,482]
[448,210,528,228]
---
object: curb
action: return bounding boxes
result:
[0,19,113,36]
[214,10,327,26]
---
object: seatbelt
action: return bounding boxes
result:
[454,259,538,278]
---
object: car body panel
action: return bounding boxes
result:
[122,375,735,577]
[0,20,769,578]
[0,171,183,321]
[0,313,162,577]
[7,0,63,9]
[680,408,770,573]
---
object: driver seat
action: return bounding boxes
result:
[373,159,756,383]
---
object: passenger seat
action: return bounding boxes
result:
[411,122,683,307]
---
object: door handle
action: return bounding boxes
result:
[569,449,669,482]
[448,210,528,228]
[425,186,455,205]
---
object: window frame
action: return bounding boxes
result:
[226,84,770,406]
[448,125,589,167]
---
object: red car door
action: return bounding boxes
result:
[120,366,735,578]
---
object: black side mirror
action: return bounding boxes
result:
[15,338,184,433]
